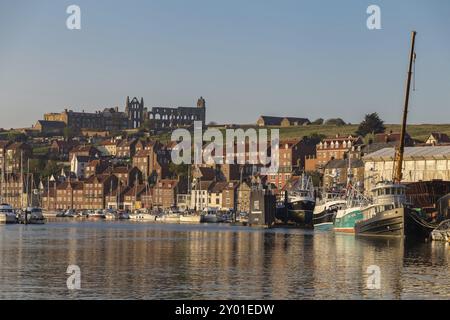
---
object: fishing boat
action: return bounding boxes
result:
[355,182,435,239]
[285,174,315,228]
[355,32,436,241]
[18,207,46,225]
[333,186,369,233]
[313,199,347,230]
[0,203,17,224]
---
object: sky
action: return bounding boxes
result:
[0,0,449,129]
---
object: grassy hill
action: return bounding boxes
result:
[274,124,450,142]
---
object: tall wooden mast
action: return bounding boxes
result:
[393,31,417,183]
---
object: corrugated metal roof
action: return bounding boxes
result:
[364,146,450,160]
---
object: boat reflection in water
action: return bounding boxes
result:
[1,222,449,299]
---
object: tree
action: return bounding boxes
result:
[7,131,28,142]
[311,118,324,125]
[304,133,326,145]
[168,163,189,179]
[324,118,346,126]
[63,127,74,141]
[356,113,386,137]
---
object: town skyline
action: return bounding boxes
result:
[1,0,450,128]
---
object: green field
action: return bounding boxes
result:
[152,123,450,144]
[272,124,450,142]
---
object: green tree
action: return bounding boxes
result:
[311,118,324,125]
[7,131,28,142]
[168,163,189,179]
[304,133,326,145]
[63,127,74,141]
[324,118,346,126]
[356,113,386,137]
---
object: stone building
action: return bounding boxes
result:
[237,181,251,213]
[43,96,206,132]
[266,138,316,189]
[323,158,365,191]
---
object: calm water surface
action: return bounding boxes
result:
[0,220,449,300]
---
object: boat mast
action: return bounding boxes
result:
[393,31,417,184]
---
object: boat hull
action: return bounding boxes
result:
[286,199,314,228]
[355,207,434,240]
[180,215,201,224]
[0,214,17,224]
[334,209,364,233]
[200,214,222,223]
[313,210,336,229]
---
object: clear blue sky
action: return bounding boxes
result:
[0,0,449,128]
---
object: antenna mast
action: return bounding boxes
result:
[393,31,417,183]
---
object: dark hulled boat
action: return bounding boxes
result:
[286,175,315,228]
[313,199,346,229]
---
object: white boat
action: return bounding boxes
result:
[19,207,46,225]
[0,203,17,224]
[161,213,180,223]
[89,210,105,219]
[103,210,117,220]
[64,209,76,218]
[179,214,201,224]
[431,220,450,242]
[129,212,157,221]
[313,199,347,229]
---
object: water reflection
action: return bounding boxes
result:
[0,221,449,299]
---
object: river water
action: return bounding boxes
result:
[0,220,449,300]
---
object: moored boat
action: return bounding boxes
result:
[179,214,201,224]
[161,213,180,223]
[355,182,436,240]
[313,199,346,230]
[285,174,315,228]
[18,207,46,225]
[334,206,365,233]
[0,203,17,224]
[431,220,450,242]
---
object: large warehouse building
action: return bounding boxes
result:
[363,146,450,191]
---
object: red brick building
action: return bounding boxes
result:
[315,135,363,169]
